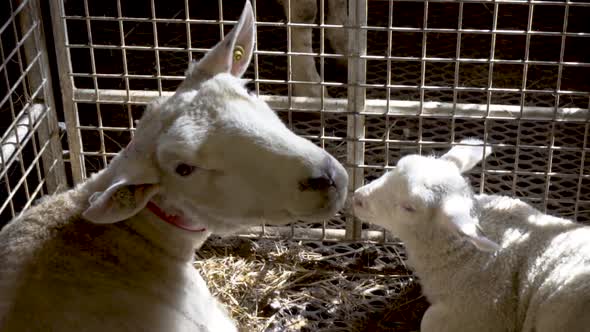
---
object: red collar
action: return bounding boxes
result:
[146,201,206,233]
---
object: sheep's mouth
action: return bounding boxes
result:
[178,204,296,231]
[351,209,375,224]
[290,191,348,222]
[291,210,339,223]
[175,196,346,231]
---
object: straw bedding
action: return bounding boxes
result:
[195,235,429,332]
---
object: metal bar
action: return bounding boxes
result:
[451,2,464,145]
[319,0,326,103]
[49,0,85,183]
[150,0,163,95]
[480,2,500,194]
[217,0,224,40]
[116,0,136,140]
[573,108,589,221]
[417,0,429,156]
[285,0,293,129]
[53,16,586,29]
[69,130,589,155]
[63,71,590,97]
[73,88,590,122]
[61,16,590,29]
[543,3,570,213]
[71,146,590,178]
[1,171,16,218]
[319,0,327,239]
[380,0,396,243]
[17,0,67,193]
[240,226,396,242]
[185,0,193,63]
[346,0,367,240]
[251,0,261,96]
[281,0,296,239]
[61,43,590,66]
[511,2,535,200]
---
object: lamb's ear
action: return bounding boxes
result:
[82,148,160,224]
[182,0,255,85]
[440,138,491,173]
[438,195,500,252]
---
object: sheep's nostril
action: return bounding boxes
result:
[353,195,365,209]
[299,175,335,192]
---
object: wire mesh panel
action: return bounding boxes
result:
[52,0,589,243]
[357,0,590,229]
[0,0,67,225]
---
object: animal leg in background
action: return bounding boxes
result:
[326,0,347,65]
[278,0,324,97]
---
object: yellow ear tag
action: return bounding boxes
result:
[233,45,245,62]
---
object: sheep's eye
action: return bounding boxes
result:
[175,163,196,177]
[402,203,416,213]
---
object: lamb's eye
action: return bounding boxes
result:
[175,163,196,177]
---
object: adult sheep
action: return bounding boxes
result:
[0,2,348,331]
[353,139,590,332]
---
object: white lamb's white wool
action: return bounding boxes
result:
[0,2,348,331]
[353,139,590,332]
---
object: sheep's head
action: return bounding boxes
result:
[353,139,499,252]
[81,0,348,234]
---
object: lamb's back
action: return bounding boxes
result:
[476,194,590,330]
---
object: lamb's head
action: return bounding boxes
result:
[80,1,348,234]
[353,139,500,252]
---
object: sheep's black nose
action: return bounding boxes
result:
[299,157,343,192]
[299,175,335,192]
[352,195,365,209]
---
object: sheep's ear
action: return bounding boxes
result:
[82,146,160,224]
[440,138,491,173]
[438,195,500,252]
[181,0,255,87]
[82,181,159,224]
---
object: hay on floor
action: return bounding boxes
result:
[194,236,429,332]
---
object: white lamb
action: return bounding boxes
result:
[0,2,348,331]
[353,139,590,332]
